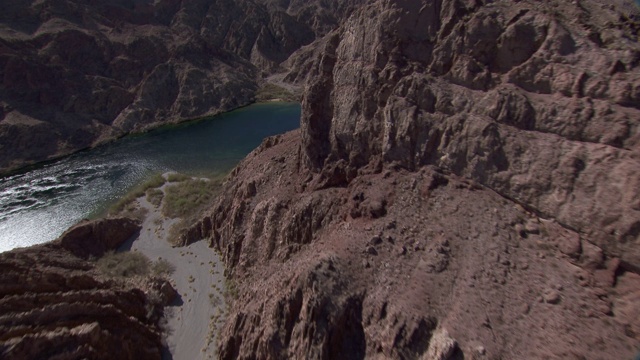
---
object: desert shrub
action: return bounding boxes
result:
[224,277,238,300]
[127,207,148,221]
[209,293,222,307]
[109,173,166,214]
[117,202,148,221]
[256,83,297,102]
[162,178,222,218]
[152,258,176,277]
[146,188,164,207]
[167,219,187,247]
[96,251,151,277]
[166,173,191,182]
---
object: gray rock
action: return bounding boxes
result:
[543,290,561,304]
[424,328,457,360]
[369,236,383,245]
[525,219,540,234]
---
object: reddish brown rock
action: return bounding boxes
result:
[3,0,640,359]
[188,130,638,359]
[0,218,174,360]
[0,0,366,174]
[183,0,640,358]
[56,217,141,259]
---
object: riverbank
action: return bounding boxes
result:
[117,173,228,360]
[0,77,301,179]
[0,101,277,178]
[0,103,301,253]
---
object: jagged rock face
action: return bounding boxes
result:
[0,0,364,173]
[193,131,639,359]
[181,0,640,358]
[0,218,171,359]
[57,217,141,259]
[300,0,640,271]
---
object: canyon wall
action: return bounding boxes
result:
[300,0,640,271]
[0,0,364,173]
[3,0,640,358]
[185,0,640,358]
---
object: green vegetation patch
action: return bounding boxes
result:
[97,251,176,279]
[162,178,223,219]
[166,172,191,182]
[146,188,164,207]
[110,173,166,214]
[255,83,298,102]
[151,258,176,277]
[96,251,151,277]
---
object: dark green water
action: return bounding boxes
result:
[0,103,300,252]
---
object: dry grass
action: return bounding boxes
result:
[162,177,223,219]
[110,174,166,214]
[167,219,187,247]
[97,251,178,279]
[118,203,148,222]
[96,251,151,277]
[152,258,176,277]
[146,188,164,207]
[167,172,191,182]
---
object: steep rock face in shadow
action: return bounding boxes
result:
[184,0,640,359]
[0,217,175,360]
[0,0,364,173]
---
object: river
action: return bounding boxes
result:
[0,103,301,252]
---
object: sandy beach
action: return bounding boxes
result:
[119,175,227,360]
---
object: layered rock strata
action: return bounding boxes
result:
[0,217,174,360]
[184,0,640,358]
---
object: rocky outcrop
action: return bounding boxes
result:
[4,0,639,358]
[185,0,640,358]
[194,131,639,359]
[56,217,141,259]
[300,0,640,271]
[0,218,173,359]
[0,0,365,174]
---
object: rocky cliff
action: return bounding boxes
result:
[3,0,640,358]
[0,217,176,359]
[182,0,640,358]
[0,0,364,174]
[300,0,640,271]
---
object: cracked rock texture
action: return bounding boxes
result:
[0,218,175,360]
[3,0,640,359]
[300,0,640,272]
[183,0,640,359]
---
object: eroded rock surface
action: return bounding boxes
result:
[0,218,174,360]
[185,0,640,358]
[0,0,364,173]
[193,131,639,359]
[4,0,640,358]
[300,0,640,270]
